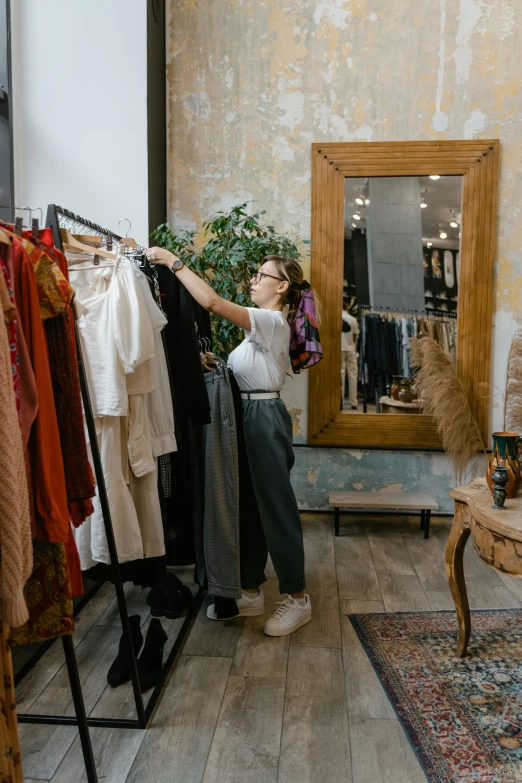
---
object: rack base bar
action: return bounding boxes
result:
[18,715,142,730]
[18,588,205,732]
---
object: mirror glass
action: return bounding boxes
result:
[342,175,462,415]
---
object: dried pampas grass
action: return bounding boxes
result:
[504,328,522,433]
[410,337,486,483]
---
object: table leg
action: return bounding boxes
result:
[420,510,425,531]
[424,510,431,540]
[445,502,471,657]
[334,507,340,537]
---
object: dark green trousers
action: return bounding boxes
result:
[241,398,306,595]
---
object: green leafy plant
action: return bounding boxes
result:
[152,203,309,357]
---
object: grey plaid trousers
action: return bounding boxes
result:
[203,367,241,599]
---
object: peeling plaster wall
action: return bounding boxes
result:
[167,0,522,510]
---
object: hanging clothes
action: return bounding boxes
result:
[71,254,167,567]
[10,234,71,543]
[0,233,33,628]
[201,366,241,599]
[156,266,210,566]
[0,229,78,642]
[41,242,96,525]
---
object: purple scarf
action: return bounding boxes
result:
[288,285,323,374]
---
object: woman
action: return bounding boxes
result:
[147,247,320,637]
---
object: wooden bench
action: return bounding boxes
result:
[328,491,439,539]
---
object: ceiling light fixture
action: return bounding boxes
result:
[450,220,458,228]
[355,196,364,206]
[352,223,357,228]
[427,241,433,248]
[430,175,440,180]
[420,199,428,208]
[365,198,370,206]
[352,213,361,220]
[440,230,447,239]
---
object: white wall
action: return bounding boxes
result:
[10,0,149,244]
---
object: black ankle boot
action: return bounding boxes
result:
[147,577,193,619]
[138,618,169,692]
[107,614,143,687]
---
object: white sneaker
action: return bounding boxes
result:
[264,595,312,637]
[207,590,265,621]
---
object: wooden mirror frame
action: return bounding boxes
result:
[309,140,499,449]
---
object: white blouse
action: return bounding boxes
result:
[228,308,290,392]
[75,258,156,416]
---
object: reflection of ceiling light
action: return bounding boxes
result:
[450,219,458,228]
[352,213,361,220]
[355,197,364,205]
[440,231,447,239]
[427,242,433,248]
[365,198,370,205]
[352,223,356,229]
[430,175,440,180]
[420,199,428,208]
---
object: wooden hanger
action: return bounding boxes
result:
[72,235,137,249]
[61,228,117,263]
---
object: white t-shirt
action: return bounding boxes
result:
[342,312,359,352]
[228,308,290,392]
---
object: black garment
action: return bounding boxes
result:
[156,267,210,566]
[83,555,169,588]
[156,266,210,426]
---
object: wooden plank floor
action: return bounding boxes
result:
[18,513,522,783]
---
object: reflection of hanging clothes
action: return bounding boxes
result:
[360,311,457,399]
[401,318,410,377]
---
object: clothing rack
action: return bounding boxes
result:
[16,205,203,783]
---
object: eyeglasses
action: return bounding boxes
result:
[251,271,285,284]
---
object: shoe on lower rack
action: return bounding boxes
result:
[146,577,193,620]
[107,614,143,687]
[207,589,265,621]
[138,618,169,692]
[264,595,312,637]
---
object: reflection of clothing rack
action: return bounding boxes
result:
[360,305,457,320]
[358,307,457,413]
[15,205,202,783]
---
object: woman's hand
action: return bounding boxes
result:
[147,247,179,270]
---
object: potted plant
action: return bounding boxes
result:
[152,203,309,358]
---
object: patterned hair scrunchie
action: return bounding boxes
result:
[288,283,323,374]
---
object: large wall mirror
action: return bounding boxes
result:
[309,140,499,449]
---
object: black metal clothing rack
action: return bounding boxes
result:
[15,205,203,782]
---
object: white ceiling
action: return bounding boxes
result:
[344,175,462,250]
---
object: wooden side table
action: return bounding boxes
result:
[379,396,423,414]
[446,477,522,658]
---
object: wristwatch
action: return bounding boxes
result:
[170,257,185,273]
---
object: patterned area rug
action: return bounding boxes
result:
[349,610,522,783]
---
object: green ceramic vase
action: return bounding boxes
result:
[486,431,521,499]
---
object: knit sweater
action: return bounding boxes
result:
[0,234,32,627]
